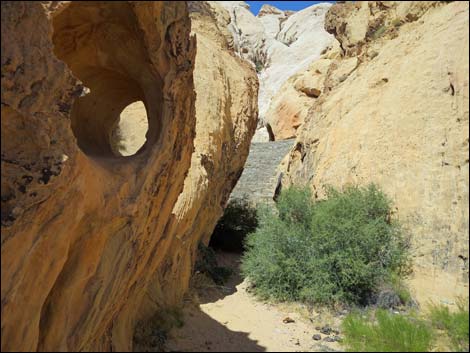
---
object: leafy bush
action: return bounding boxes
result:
[210,196,258,252]
[241,184,410,305]
[342,309,433,352]
[194,243,232,285]
[254,61,264,73]
[388,272,413,306]
[429,302,469,351]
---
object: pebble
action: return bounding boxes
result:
[312,334,322,341]
[283,317,295,324]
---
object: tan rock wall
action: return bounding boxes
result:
[266,57,335,140]
[268,2,452,141]
[325,1,440,56]
[136,0,258,328]
[282,1,469,304]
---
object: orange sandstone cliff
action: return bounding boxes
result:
[0,1,257,351]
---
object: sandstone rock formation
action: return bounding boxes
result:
[280,1,469,305]
[1,1,257,351]
[134,0,258,342]
[212,1,334,139]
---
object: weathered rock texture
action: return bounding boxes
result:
[281,1,469,305]
[1,1,257,351]
[212,1,334,139]
[135,0,258,341]
[230,139,294,204]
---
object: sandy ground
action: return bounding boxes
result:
[165,252,343,352]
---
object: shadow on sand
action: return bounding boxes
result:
[166,252,266,352]
[196,251,245,305]
[166,307,265,352]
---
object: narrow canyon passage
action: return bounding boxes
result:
[161,139,342,352]
[165,252,342,352]
[2,1,468,351]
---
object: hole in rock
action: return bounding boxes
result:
[51,2,165,158]
[110,101,149,157]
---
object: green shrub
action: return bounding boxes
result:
[388,272,413,306]
[194,243,232,285]
[372,25,387,39]
[391,18,403,28]
[241,184,410,305]
[429,302,469,351]
[342,309,433,352]
[255,61,264,73]
[209,196,258,252]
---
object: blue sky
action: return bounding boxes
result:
[247,1,334,15]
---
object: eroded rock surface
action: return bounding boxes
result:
[134,0,258,340]
[281,1,469,304]
[1,1,257,351]
[212,1,334,137]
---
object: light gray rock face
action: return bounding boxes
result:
[258,4,287,38]
[211,1,334,126]
[230,140,295,204]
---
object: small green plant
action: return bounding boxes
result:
[133,307,184,351]
[342,309,433,352]
[255,61,264,73]
[429,302,469,351]
[194,243,232,285]
[389,272,413,306]
[210,196,258,252]
[392,18,403,28]
[241,184,410,305]
[372,25,387,39]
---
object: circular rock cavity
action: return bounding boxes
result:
[51,2,164,158]
[110,101,149,157]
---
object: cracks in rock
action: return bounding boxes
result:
[449,82,455,96]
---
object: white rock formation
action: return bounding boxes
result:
[211,1,334,127]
